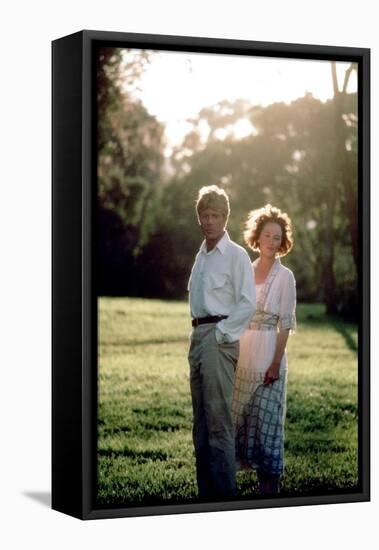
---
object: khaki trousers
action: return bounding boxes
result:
[188,323,239,498]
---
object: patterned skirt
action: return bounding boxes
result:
[232,368,287,476]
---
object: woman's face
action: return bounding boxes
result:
[258,221,283,258]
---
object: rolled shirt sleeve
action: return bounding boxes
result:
[278,269,297,333]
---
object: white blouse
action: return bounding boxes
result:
[236,258,296,375]
[249,257,296,333]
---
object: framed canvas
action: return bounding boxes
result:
[52,30,370,520]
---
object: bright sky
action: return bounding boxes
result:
[124,49,357,154]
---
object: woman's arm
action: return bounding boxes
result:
[263,329,290,385]
[264,268,296,385]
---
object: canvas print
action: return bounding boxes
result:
[96,46,359,508]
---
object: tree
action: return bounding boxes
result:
[97,48,165,295]
[151,92,358,315]
[331,62,358,270]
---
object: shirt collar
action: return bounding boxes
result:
[200,230,230,255]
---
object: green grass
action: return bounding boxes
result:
[97,299,358,506]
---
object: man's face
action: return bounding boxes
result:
[199,208,226,246]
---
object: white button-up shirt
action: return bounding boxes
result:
[188,231,256,343]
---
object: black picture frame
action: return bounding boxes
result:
[52,29,370,520]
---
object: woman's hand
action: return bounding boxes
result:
[263,330,290,385]
[264,362,280,385]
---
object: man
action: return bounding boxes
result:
[188,185,256,499]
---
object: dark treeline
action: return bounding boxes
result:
[97,48,358,321]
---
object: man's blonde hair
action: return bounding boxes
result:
[195,185,230,222]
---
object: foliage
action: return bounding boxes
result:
[97,48,165,295]
[96,56,358,319]
[144,87,358,317]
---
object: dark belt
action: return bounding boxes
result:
[191,315,228,327]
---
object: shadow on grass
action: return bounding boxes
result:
[111,309,188,319]
[103,336,189,347]
[285,438,349,453]
[332,321,358,352]
[98,448,168,461]
[296,303,328,326]
[296,304,357,352]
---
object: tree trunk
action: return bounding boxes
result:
[333,62,358,273]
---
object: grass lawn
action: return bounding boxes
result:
[97,298,358,507]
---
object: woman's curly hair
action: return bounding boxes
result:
[244,204,293,257]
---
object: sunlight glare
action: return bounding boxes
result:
[122,49,357,148]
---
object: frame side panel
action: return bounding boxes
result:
[360,49,370,500]
[82,31,97,518]
[52,32,84,519]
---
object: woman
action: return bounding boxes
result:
[232,204,296,494]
